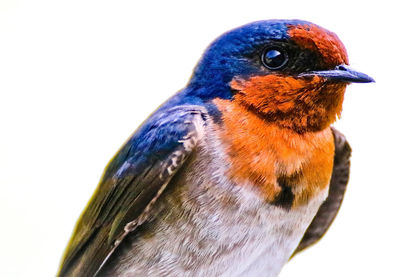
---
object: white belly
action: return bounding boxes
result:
[178,184,328,277]
[102,165,328,277]
[217,187,328,277]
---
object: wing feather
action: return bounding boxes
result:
[57,105,208,277]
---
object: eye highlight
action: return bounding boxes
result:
[261,47,289,70]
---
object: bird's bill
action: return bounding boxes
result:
[300,64,375,83]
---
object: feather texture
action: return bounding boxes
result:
[57,105,207,277]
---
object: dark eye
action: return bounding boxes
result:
[261,47,289,70]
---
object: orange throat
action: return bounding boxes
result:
[230,75,347,133]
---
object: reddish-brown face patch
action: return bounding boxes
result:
[288,23,348,67]
[231,75,346,133]
[231,75,325,114]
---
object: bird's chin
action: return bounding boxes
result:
[229,74,347,133]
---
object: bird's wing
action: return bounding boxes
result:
[292,127,352,256]
[57,105,208,277]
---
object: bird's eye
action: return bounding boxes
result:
[261,47,289,70]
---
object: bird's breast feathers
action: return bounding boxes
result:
[212,98,335,209]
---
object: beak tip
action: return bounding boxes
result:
[354,74,375,84]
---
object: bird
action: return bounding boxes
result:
[57,19,374,277]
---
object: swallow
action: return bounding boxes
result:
[57,19,374,277]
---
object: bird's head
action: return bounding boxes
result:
[188,20,374,133]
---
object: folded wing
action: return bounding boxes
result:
[57,105,208,277]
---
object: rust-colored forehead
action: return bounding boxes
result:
[287,24,348,67]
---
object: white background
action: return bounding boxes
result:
[1,0,398,276]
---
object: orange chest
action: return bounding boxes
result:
[213,99,335,208]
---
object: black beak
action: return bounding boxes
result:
[299,65,375,83]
